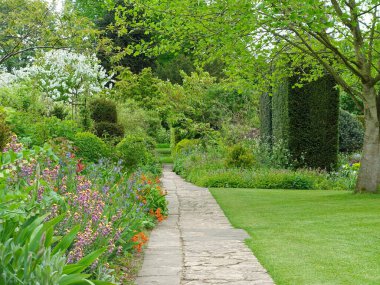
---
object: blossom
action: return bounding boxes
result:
[76,159,85,173]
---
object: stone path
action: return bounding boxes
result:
[135,166,275,285]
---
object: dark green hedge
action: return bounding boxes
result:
[272,78,290,144]
[90,98,118,123]
[270,74,339,171]
[288,75,339,170]
[259,92,272,145]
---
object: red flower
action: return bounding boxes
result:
[76,159,85,173]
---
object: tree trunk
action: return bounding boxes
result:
[356,85,380,193]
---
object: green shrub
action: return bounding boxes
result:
[116,134,155,168]
[50,104,68,120]
[0,111,10,150]
[90,98,117,123]
[73,132,110,162]
[94,121,125,138]
[225,144,254,168]
[174,139,199,154]
[191,168,324,190]
[338,109,364,153]
[6,111,82,146]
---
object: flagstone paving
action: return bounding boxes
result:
[135,165,275,285]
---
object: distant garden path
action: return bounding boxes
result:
[136,165,274,285]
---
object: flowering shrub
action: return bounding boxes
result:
[0,135,168,282]
[13,50,112,103]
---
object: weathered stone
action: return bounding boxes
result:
[136,166,275,285]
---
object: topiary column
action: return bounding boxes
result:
[269,74,339,171]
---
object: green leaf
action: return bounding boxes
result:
[63,247,106,275]
[92,281,117,285]
[76,247,106,267]
[52,225,80,255]
[58,274,93,285]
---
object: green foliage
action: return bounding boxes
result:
[0,111,10,150]
[0,83,47,115]
[0,215,103,285]
[50,104,69,120]
[115,68,165,110]
[7,112,82,146]
[117,101,166,142]
[272,78,289,144]
[271,75,339,171]
[0,0,97,69]
[174,145,353,190]
[193,169,316,190]
[288,75,339,170]
[73,132,110,162]
[338,109,364,153]
[94,122,124,139]
[340,92,363,115]
[155,54,195,84]
[259,93,272,145]
[225,144,254,169]
[174,139,199,154]
[116,134,155,169]
[90,98,118,123]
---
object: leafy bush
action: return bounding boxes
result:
[73,132,110,162]
[338,109,364,153]
[0,82,48,115]
[0,111,10,150]
[189,168,341,190]
[50,104,68,120]
[7,112,82,146]
[94,121,125,138]
[116,134,155,168]
[174,139,199,154]
[225,144,254,168]
[174,146,353,190]
[90,98,118,123]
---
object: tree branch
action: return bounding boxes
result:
[0,46,70,65]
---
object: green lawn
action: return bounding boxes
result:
[210,188,380,285]
[155,145,173,163]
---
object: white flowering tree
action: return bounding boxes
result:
[20,50,113,117]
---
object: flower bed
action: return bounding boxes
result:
[0,136,167,284]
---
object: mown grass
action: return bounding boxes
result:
[155,144,173,163]
[210,188,380,285]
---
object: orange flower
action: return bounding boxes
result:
[155,208,166,222]
[131,232,149,252]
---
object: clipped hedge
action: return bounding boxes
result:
[272,78,290,144]
[116,134,155,169]
[271,74,339,170]
[339,109,364,152]
[94,121,125,138]
[259,92,272,145]
[289,75,339,170]
[90,98,117,123]
[73,132,110,162]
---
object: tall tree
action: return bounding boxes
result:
[0,0,97,70]
[115,0,380,193]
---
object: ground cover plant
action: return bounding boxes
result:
[210,188,380,285]
[173,141,359,191]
